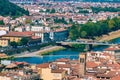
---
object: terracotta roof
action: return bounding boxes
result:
[2,31,34,37]
[56,58,70,63]
[106,63,120,69]
[111,75,120,80]
[0,73,7,76]
[31,36,41,39]
[37,63,49,68]
[14,62,24,65]
[51,69,65,73]
[96,71,120,78]
[0,53,8,58]
[14,62,29,66]
[86,61,99,68]
[57,64,71,68]
[102,52,111,56]
[6,63,17,69]
[105,47,117,51]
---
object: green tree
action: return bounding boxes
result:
[108,19,115,31]
[51,8,56,13]
[112,17,120,30]
[0,0,29,17]
[0,20,4,25]
[25,19,32,24]
[69,18,73,23]
[81,31,87,38]
[79,10,89,13]
[69,24,80,40]
[20,37,29,45]
[46,9,50,13]
[10,41,18,48]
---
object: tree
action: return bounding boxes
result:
[108,19,115,31]
[0,20,4,25]
[81,31,87,38]
[46,9,50,13]
[20,37,29,45]
[112,17,120,30]
[10,41,18,48]
[69,24,80,40]
[25,19,32,24]
[69,18,73,23]
[51,8,56,13]
[0,0,29,17]
[79,10,89,14]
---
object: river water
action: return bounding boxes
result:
[14,38,120,64]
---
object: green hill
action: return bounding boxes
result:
[0,0,29,17]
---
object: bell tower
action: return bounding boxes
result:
[79,53,86,77]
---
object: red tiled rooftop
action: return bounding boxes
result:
[2,31,34,37]
[37,63,50,68]
[0,53,8,58]
[105,47,117,51]
[51,69,65,73]
[106,63,120,69]
[14,62,24,65]
[6,63,17,69]
[57,64,71,68]
[86,61,99,68]
[102,52,112,57]
[31,36,41,39]
[111,75,120,80]
[14,62,29,66]
[56,58,70,62]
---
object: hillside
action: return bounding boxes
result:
[0,0,29,17]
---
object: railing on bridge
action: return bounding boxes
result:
[56,40,117,46]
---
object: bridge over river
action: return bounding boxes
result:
[56,41,117,45]
[56,41,118,51]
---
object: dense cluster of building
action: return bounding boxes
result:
[0,2,119,47]
[0,1,120,79]
[0,45,120,80]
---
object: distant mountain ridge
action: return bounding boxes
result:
[0,0,29,17]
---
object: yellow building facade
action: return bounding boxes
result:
[37,67,66,80]
[0,38,9,47]
[1,36,22,42]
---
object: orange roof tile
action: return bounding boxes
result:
[57,64,71,68]
[56,58,70,62]
[3,31,34,37]
[37,63,49,68]
[86,61,99,68]
[111,75,120,80]
[105,47,116,51]
[0,53,8,58]
[51,69,65,73]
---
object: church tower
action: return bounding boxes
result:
[79,53,86,77]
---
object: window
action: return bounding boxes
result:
[80,58,84,63]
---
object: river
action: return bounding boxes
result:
[14,38,120,64]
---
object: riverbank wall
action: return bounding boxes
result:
[13,46,66,58]
[40,46,66,55]
[97,30,120,42]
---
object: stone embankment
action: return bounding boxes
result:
[97,30,120,41]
